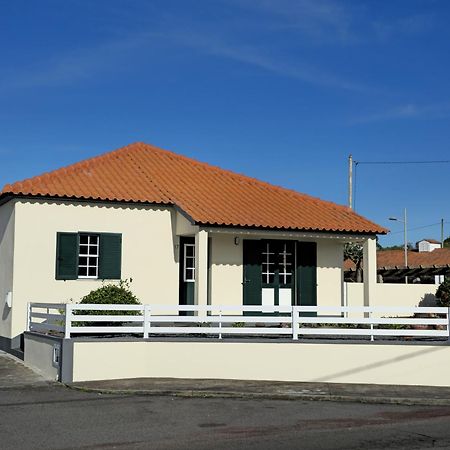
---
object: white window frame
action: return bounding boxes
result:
[78,234,100,279]
[183,243,195,282]
[262,242,275,284]
[278,243,293,285]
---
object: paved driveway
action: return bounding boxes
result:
[0,351,48,389]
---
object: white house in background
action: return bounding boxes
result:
[0,142,386,355]
[417,238,442,253]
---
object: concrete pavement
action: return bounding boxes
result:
[71,377,450,406]
[0,350,51,389]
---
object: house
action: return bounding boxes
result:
[417,238,442,253]
[0,142,385,355]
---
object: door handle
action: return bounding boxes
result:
[242,278,250,285]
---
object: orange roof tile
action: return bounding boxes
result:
[345,248,450,270]
[0,142,386,234]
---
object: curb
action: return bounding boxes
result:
[66,384,450,407]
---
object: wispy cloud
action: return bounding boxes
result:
[0,24,369,94]
[229,0,356,44]
[350,102,450,124]
[160,29,368,91]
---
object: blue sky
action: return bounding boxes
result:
[1,0,449,246]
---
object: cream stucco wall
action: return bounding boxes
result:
[2,197,348,340]
[316,239,344,308]
[0,200,15,340]
[10,199,180,338]
[71,340,450,386]
[209,233,243,309]
[346,282,439,310]
[209,235,343,310]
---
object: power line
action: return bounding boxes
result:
[355,160,450,165]
[351,158,450,210]
[388,221,450,236]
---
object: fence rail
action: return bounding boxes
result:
[27,303,450,341]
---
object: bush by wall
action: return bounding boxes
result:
[436,278,450,307]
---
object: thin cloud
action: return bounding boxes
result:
[0,24,370,93]
[228,0,357,44]
[158,29,369,91]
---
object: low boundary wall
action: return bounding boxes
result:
[345,282,439,309]
[36,336,450,387]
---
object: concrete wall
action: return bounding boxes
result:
[9,199,180,338]
[69,339,450,386]
[24,332,61,381]
[0,200,15,344]
[345,282,439,309]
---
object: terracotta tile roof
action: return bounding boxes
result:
[345,248,450,270]
[0,142,386,234]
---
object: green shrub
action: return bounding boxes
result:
[436,278,450,307]
[74,280,141,327]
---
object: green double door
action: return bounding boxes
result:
[243,239,317,309]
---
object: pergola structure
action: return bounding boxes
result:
[345,248,450,283]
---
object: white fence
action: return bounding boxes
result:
[27,303,450,341]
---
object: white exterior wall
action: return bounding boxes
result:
[2,197,348,339]
[418,240,441,252]
[209,234,343,309]
[316,239,343,308]
[71,340,450,386]
[0,200,15,340]
[10,199,179,338]
[209,234,243,309]
[346,282,440,310]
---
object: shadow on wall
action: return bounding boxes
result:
[311,345,446,383]
[418,293,437,307]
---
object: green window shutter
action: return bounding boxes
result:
[98,233,122,280]
[56,232,78,280]
[296,242,317,307]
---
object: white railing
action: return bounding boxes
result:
[27,303,450,341]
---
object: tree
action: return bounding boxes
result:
[436,278,450,307]
[444,236,450,248]
[344,243,364,282]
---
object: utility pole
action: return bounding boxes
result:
[348,154,353,209]
[404,208,408,284]
[441,218,445,247]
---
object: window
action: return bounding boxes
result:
[78,234,99,278]
[56,232,122,280]
[183,243,195,282]
[278,243,293,285]
[262,242,275,284]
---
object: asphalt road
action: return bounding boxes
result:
[2,384,450,449]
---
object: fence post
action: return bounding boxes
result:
[447,307,450,342]
[26,302,31,332]
[292,307,298,341]
[369,310,374,342]
[143,305,150,339]
[64,304,72,339]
